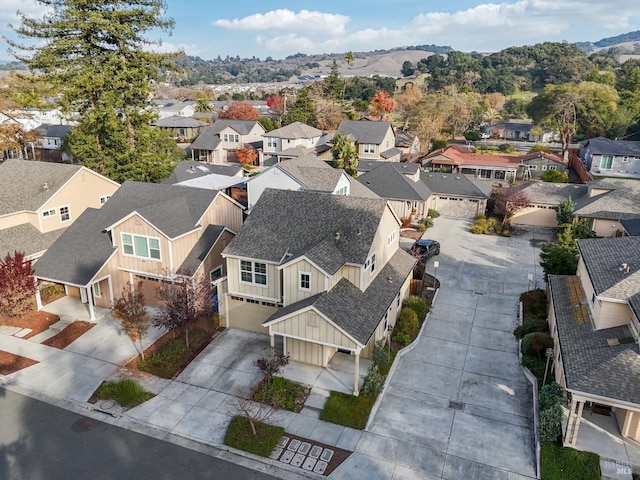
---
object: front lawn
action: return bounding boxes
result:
[319,391,377,430]
[224,416,284,457]
[541,444,601,480]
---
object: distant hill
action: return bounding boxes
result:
[575,30,640,53]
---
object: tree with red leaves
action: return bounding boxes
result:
[490,186,531,224]
[266,95,286,124]
[237,144,258,166]
[217,101,260,120]
[371,90,394,120]
[111,281,150,359]
[0,251,38,318]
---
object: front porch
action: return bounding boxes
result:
[40,295,111,322]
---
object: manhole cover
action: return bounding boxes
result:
[100,399,116,410]
[448,400,465,411]
[71,418,97,432]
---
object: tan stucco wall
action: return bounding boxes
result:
[510,206,557,227]
[226,257,280,301]
[591,218,624,238]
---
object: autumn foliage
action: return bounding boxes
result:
[111,281,150,359]
[217,101,260,120]
[237,145,258,165]
[371,90,394,120]
[0,251,38,318]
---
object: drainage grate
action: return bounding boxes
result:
[473,291,485,296]
[448,400,465,411]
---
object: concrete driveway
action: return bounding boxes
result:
[353,217,555,480]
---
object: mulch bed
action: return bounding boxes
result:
[400,228,423,240]
[275,432,351,476]
[0,350,39,375]
[42,321,95,349]
[0,303,61,339]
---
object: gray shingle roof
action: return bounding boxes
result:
[209,120,259,136]
[621,219,640,236]
[337,120,392,145]
[549,275,640,404]
[380,148,402,159]
[577,236,640,301]
[0,224,66,258]
[155,116,207,128]
[223,189,389,274]
[509,182,588,205]
[358,161,420,175]
[189,127,222,150]
[574,178,640,220]
[264,249,416,345]
[0,160,82,215]
[263,122,322,139]
[358,163,431,201]
[165,161,242,184]
[580,137,640,156]
[34,182,219,285]
[277,156,342,192]
[178,225,226,275]
[35,124,71,138]
[420,172,492,198]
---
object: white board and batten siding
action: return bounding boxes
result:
[281,258,328,305]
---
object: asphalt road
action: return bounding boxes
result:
[0,387,279,480]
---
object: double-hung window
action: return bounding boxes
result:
[59,206,70,222]
[363,144,375,154]
[121,233,161,260]
[240,260,267,285]
[299,272,311,291]
[600,155,613,170]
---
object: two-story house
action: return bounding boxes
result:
[579,137,640,179]
[34,182,243,321]
[548,236,640,446]
[0,160,119,261]
[518,151,567,180]
[221,189,416,394]
[154,116,207,143]
[262,122,326,163]
[336,120,401,162]
[190,120,265,165]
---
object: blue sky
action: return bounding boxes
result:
[1,1,640,61]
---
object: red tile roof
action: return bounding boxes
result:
[425,145,521,169]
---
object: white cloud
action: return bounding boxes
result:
[213,9,349,37]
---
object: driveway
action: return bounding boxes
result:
[353,218,555,480]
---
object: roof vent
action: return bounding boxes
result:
[357,228,362,236]
[42,182,49,191]
[620,263,631,274]
[607,338,620,347]
[335,232,341,241]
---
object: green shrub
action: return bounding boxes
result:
[431,139,448,150]
[253,376,308,412]
[502,229,511,237]
[372,339,390,367]
[513,318,549,339]
[361,365,385,397]
[420,217,434,228]
[499,143,516,153]
[520,289,548,320]
[224,416,284,457]
[95,378,153,408]
[522,332,554,358]
[396,307,419,339]
[138,327,210,378]
[394,331,411,347]
[427,209,440,218]
[539,382,564,412]
[529,144,551,153]
[320,391,377,429]
[484,217,500,234]
[463,131,480,141]
[403,296,428,323]
[539,403,563,444]
[470,223,485,234]
[417,223,426,232]
[475,214,486,221]
[541,170,569,183]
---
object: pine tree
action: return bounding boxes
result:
[7,0,182,183]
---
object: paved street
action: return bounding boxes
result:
[0,387,278,480]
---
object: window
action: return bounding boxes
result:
[267,137,277,148]
[100,195,111,205]
[299,272,311,291]
[210,266,223,284]
[387,230,397,246]
[600,155,613,170]
[335,186,348,196]
[623,156,629,163]
[42,209,56,217]
[396,293,401,310]
[363,144,375,154]
[59,206,70,222]
[370,253,376,273]
[240,260,267,285]
[92,282,101,298]
[224,133,239,143]
[528,165,538,170]
[541,165,548,171]
[121,233,161,260]
[549,166,557,170]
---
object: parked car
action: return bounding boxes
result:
[480,132,491,139]
[410,239,440,261]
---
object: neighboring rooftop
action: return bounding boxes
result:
[337,120,392,144]
[263,122,322,139]
[155,116,207,128]
[580,137,640,156]
[177,224,227,275]
[424,145,522,169]
[358,163,431,201]
[0,224,66,259]
[574,178,640,220]
[510,181,588,205]
[357,160,420,175]
[165,160,242,185]
[420,172,492,198]
[34,123,71,138]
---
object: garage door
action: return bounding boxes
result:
[434,197,481,218]
[510,207,557,227]
[227,297,277,333]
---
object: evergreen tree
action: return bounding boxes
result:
[282,88,317,127]
[8,0,182,183]
[331,132,358,177]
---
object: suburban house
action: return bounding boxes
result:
[190,120,265,165]
[244,155,377,210]
[573,178,640,237]
[518,152,567,180]
[262,122,327,163]
[420,172,491,218]
[154,116,208,143]
[165,160,244,192]
[547,236,640,445]
[395,130,421,157]
[0,160,119,261]
[155,99,196,119]
[489,121,559,143]
[221,188,416,394]
[336,120,401,162]
[423,145,521,182]
[33,123,72,162]
[508,182,588,227]
[356,160,421,178]
[33,181,243,320]
[579,137,640,179]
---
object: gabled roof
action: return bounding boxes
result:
[189,128,222,150]
[621,219,640,236]
[223,189,389,275]
[574,178,640,220]
[165,160,242,185]
[358,163,431,201]
[263,122,322,139]
[155,115,207,128]
[548,275,640,404]
[395,130,418,148]
[580,137,640,156]
[209,119,260,136]
[509,181,588,205]
[177,224,227,275]
[420,172,492,198]
[276,155,342,192]
[518,152,565,165]
[358,160,420,175]
[34,123,71,138]
[264,249,416,345]
[0,224,66,259]
[380,147,402,159]
[496,121,533,132]
[34,182,220,286]
[0,160,83,215]
[337,120,392,145]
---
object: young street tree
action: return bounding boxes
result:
[7,0,182,183]
[111,281,150,359]
[0,251,38,318]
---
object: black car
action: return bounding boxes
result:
[410,239,440,261]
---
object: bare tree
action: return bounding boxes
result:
[111,281,150,359]
[227,394,280,436]
[254,349,290,383]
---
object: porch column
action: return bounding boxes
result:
[353,350,360,396]
[570,401,585,446]
[86,287,96,321]
[269,331,275,348]
[35,288,43,311]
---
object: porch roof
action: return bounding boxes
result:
[549,275,640,405]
